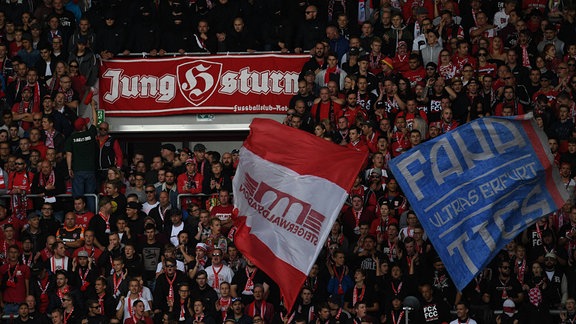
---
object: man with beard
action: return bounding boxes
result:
[482,259,524,310]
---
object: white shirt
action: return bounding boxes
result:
[205,263,235,296]
[450,319,477,324]
[116,295,151,322]
[170,223,184,247]
[493,10,510,30]
[142,201,159,215]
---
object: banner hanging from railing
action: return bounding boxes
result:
[98,54,309,116]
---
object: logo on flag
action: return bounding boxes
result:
[233,119,368,311]
[389,115,568,291]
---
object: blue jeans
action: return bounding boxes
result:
[72,170,97,212]
[3,303,19,316]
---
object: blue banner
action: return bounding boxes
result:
[389,115,569,291]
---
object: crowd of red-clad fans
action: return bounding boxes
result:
[0,0,575,323]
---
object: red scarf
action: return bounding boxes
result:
[324,66,340,85]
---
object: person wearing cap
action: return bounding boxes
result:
[69,36,99,89]
[228,297,251,323]
[190,143,209,177]
[164,208,193,249]
[160,143,177,167]
[365,165,386,202]
[124,201,144,236]
[65,98,97,211]
[497,298,520,323]
[542,251,568,308]
[70,249,98,293]
[95,10,126,60]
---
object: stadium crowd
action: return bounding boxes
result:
[0,0,575,323]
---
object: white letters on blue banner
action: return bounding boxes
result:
[389,115,568,291]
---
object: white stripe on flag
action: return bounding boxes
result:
[234,147,347,274]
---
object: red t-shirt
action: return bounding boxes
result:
[75,211,95,229]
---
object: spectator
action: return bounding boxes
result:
[65,102,97,211]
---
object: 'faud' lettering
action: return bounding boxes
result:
[398,119,527,202]
[389,115,569,292]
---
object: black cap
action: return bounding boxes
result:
[126,201,140,210]
[193,143,206,152]
[161,143,176,152]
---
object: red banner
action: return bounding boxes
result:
[98,54,309,116]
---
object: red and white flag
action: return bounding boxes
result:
[233,119,368,311]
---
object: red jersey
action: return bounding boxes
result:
[210,205,234,223]
[310,100,342,124]
[339,106,368,126]
[403,67,426,87]
[75,210,95,229]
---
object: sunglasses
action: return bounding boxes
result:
[165,264,175,268]
[14,162,25,165]
[145,190,155,193]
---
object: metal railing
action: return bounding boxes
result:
[0,193,99,213]
[114,50,291,58]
